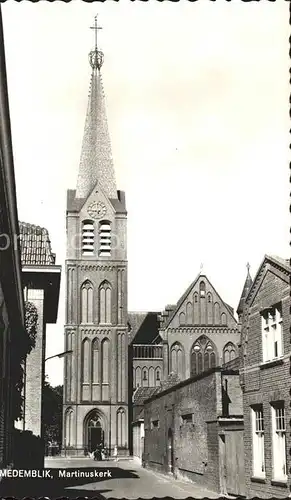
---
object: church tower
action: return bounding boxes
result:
[63,17,128,456]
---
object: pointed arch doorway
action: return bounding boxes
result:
[84,410,105,453]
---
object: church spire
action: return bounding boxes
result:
[75,16,117,200]
[237,263,253,316]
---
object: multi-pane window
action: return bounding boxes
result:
[82,221,94,255]
[99,221,111,257]
[170,342,184,380]
[252,406,265,478]
[271,403,287,481]
[261,305,283,362]
[190,336,216,376]
[223,342,236,364]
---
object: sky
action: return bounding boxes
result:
[2,1,289,387]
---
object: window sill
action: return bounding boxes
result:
[259,357,284,369]
[271,479,288,488]
[251,476,266,484]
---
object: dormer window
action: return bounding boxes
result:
[199,281,206,298]
[99,221,111,257]
[82,220,94,255]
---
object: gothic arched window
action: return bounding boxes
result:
[221,312,227,325]
[81,280,93,324]
[81,338,90,383]
[101,338,110,384]
[82,220,94,255]
[199,281,206,297]
[186,302,193,325]
[170,342,184,380]
[214,302,220,324]
[65,408,74,447]
[117,408,125,447]
[91,338,99,384]
[99,221,111,257]
[135,367,141,388]
[179,312,186,325]
[223,342,236,364]
[190,335,217,376]
[155,367,161,384]
[149,367,155,386]
[99,281,112,324]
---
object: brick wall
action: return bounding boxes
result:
[24,288,45,438]
[222,373,243,416]
[144,370,222,489]
[205,421,220,492]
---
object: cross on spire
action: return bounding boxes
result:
[90,15,102,50]
[246,262,250,273]
[88,15,104,71]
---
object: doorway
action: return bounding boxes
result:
[86,412,104,453]
[220,430,246,497]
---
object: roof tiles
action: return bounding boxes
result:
[19,222,56,266]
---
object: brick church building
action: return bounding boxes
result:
[63,24,129,456]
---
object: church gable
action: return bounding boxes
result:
[79,182,116,223]
[165,275,237,329]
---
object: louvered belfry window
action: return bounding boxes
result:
[99,221,111,257]
[82,220,94,255]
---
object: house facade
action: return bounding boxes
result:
[239,255,290,498]
[0,7,27,469]
[18,222,61,446]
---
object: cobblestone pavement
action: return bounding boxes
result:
[0,456,221,499]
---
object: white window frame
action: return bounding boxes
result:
[261,305,283,363]
[271,402,287,482]
[251,406,265,478]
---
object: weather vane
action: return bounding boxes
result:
[89,14,104,71]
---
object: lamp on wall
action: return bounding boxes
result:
[45,350,73,362]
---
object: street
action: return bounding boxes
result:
[0,456,220,499]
